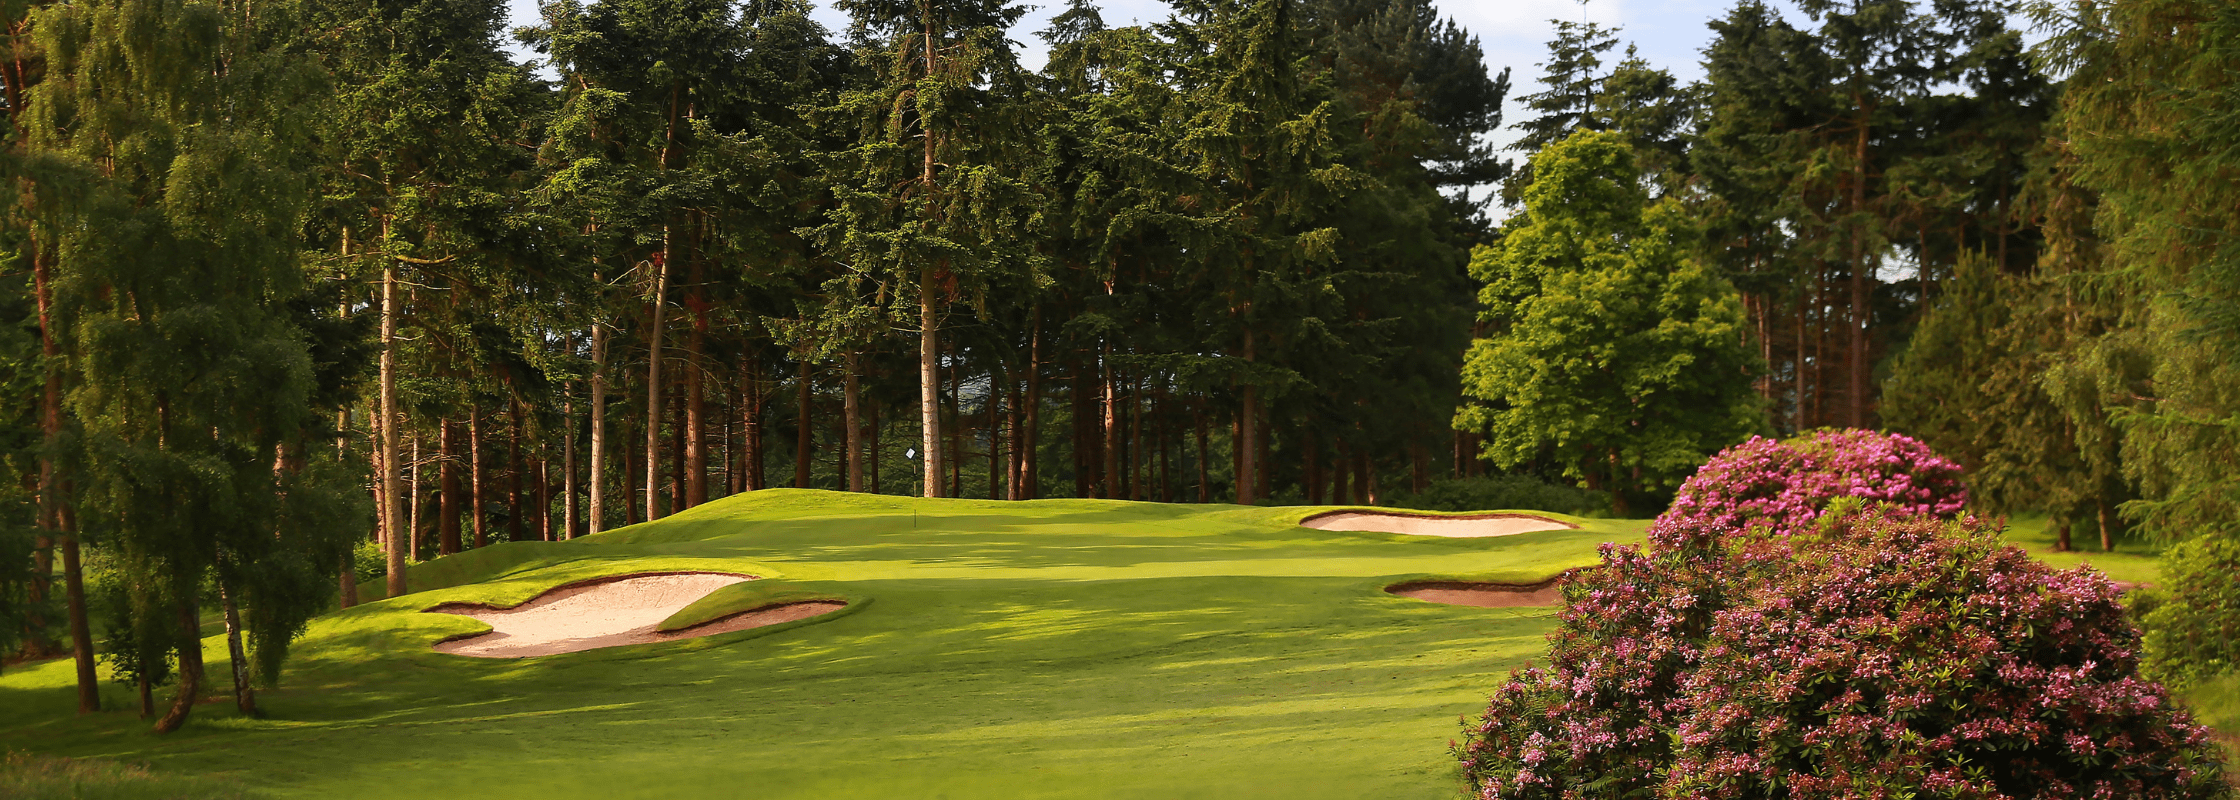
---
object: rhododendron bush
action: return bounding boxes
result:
[1454,432,2229,798]
[1656,429,1967,544]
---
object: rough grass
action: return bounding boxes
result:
[0,491,1645,799]
[0,751,249,799]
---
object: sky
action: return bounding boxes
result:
[497,0,1780,154]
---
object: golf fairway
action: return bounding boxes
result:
[0,490,1648,799]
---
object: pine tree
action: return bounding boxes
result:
[309,0,543,592]
[818,0,1037,498]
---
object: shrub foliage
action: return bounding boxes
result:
[1655,428,1966,546]
[2138,536,2240,690]
[1456,432,2227,798]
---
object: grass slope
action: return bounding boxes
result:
[0,491,1645,800]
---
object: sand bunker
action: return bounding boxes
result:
[1299,511,1576,538]
[1385,580,1564,608]
[427,572,844,659]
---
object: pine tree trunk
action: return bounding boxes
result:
[947,353,963,498]
[2097,498,2115,552]
[1335,442,1352,504]
[1800,267,1818,428]
[1849,109,1873,429]
[646,258,668,521]
[470,412,486,549]
[1412,440,1427,494]
[685,289,708,510]
[1006,363,1022,500]
[1793,291,1807,432]
[1129,377,1144,501]
[917,8,947,499]
[1257,416,1271,502]
[379,248,406,597]
[153,599,203,734]
[538,457,552,541]
[1157,389,1171,503]
[588,309,607,534]
[919,268,944,498]
[743,356,763,492]
[845,353,863,492]
[796,358,813,489]
[1072,359,1090,498]
[338,409,359,606]
[1023,307,1042,500]
[1103,348,1120,500]
[1238,330,1258,505]
[987,378,1002,500]
[622,417,642,526]
[724,380,739,497]
[409,432,424,559]
[1195,407,1210,504]
[669,387,686,511]
[1362,451,1377,505]
[440,421,461,555]
[1305,428,1322,505]
[508,406,524,542]
[220,577,256,718]
[564,396,578,538]
[1231,417,1244,504]
[370,417,387,557]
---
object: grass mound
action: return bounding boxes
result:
[658,580,857,632]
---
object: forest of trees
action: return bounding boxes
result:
[2,0,2236,735]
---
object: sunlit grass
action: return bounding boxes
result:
[1997,513,2165,586]
[5,493,2226,797]
[0,491,1630,799]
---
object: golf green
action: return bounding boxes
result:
[0,490,1647,799]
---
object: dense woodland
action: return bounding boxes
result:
[0,0,2235,738]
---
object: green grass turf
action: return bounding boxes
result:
[0,491,1647,799]
[1996,513,2164,586]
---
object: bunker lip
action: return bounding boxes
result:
[426,571,844,659]
[1384,579,1564,608]
[1298,510,1577,538]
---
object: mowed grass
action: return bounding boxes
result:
[1997,513,2165,586]
[0,490,1647,800]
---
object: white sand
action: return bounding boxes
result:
[1385,581,1564,608]
[428,572,843,659]
[1299,511,1575,538]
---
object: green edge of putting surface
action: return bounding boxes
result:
[0,491,1645,800]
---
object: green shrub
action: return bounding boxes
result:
[351,538,384,587]
[1387,475,1610,516]
[2143,536,2240,690]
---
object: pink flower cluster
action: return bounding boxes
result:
[1454,496,2228,797]
[1653,429,1967,547]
